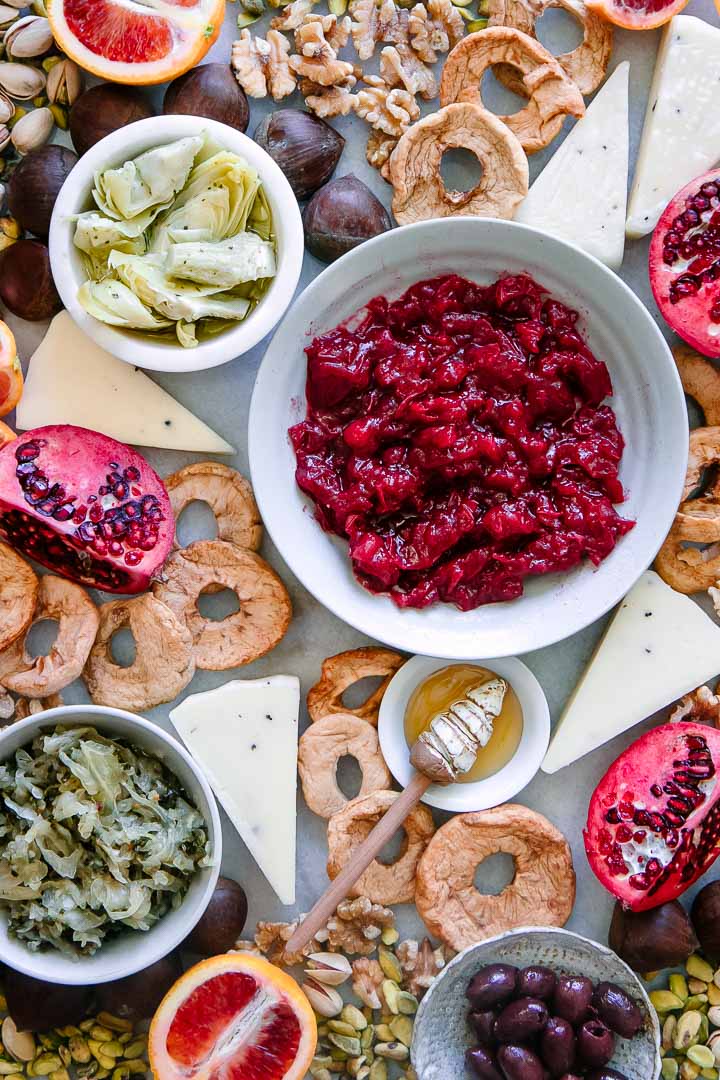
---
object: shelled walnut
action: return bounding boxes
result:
[366,128,398,178]
[326,897,396,954]
[352,956,387,1009]
[290,20,356,85]
[397,938,452,997]
[253,918,326,966]
[305,12,353,48]
[270,0,317,30]
[351,0,410,59]
[232,29,296,99]
[670,684,720,726]
[302,78,358,117]
[380,43,437,99]
[354,75,420,135]
[409,0,464,62]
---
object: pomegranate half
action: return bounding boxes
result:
[0,425,174,593]
[649,169,720,357]
[585,723,720,911]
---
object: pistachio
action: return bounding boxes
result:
[375,1024,394,1042]
[382,981,401,1014]
[374,1042,408,1061]
[4,13,52,56]
[2,1018,35,1063]
[381,928,399,947]
[0,1065,24,1076]
[709,984,720,1006]
[709,1031,720,1064]
[68,1038,91,1065]
[369,1063,387,1080]
[45,57,82,106]
[341,1006,368,1032]
[651,991,686,1012]
[347,1057,368,1077]
[96,1017,133,1036]
[688,956,716,983]
[111,1069,130,1080]
[708,1006,720,1027]
[671,974,690,1003]
[378,947,403,984]
[118,1061,145,1075]
[310,1069,332,1080]
[680,1062,701,1080]
[303,978,344,1019]
[306,953,353,987]
[395,992,418,1016]
[0,6,18,29]
[328,0,348,10]
[33,1055,63,1077]
[689,1046,716,1069]
[328,1021,360,1039]
[389,1017,413,1046]
[689,978,709,994]
[686,994,709,1010]
[120,1042,145,1061]
[11,104,53,154]
[0,61,45,100]
[663,1015,678,1052]
[674,1010,703,1050]
[328,1033,362,1057]
[465,17,488,29]
[662,1061,679,1080]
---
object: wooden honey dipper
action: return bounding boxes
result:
[286,675,508,956]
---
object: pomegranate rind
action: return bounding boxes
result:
[650,169,720,358]
[586,0,688,29]
[584,722,720,911]
[0,322,21,419]
[148,953,317,1080]
[47,0,225,86]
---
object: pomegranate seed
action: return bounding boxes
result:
[666,830,679,848]
[52,503,75,522]
[694,196,711,212]
[628,872,649,890]
[73,505,87,524]
[89,504,103,523]
[645,858,662,879]
[124,550,142,566]
[16,441,40,461]
[616,825,633,843]
[633,830,647,842]
[633,809,651,827]
[605,808,621,824]
[113,483,127,500]
[651,784,662,797]
[701,181,719,197]
[125,466,141,482]
[108,540,123,556]
[92,540,107,556]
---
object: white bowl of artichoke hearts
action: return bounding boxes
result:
[49,115,304,373]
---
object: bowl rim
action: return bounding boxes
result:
[411,924,662,1078]
[48,114,304,374]
[0,704,222,985]
[249,215,689,658]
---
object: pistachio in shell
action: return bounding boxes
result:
[8,144,78,237]
[303,175,391,263]
[164,63,249,132]
[69,84,154,156]
[254,109,344,200]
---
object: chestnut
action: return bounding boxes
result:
[8,146,78,238]
[0,239,61,321]
[184,876,248,956]
[303,175,391,262]
[469,1010,497,1045]
[164,64,249,132]
[254,109,344,200]
[576,1020,615,1069]
[70,85,154,156]
[539,1016,576,1077]
[96,953,182,1020]
[467,964,518,1011]
[517,965,557,1001]
[691,881,720,961]
[4,969,90,1032]
[592,982,643,1039]
[609,900,698,972]
[496,1044,544,1080]
[466,1046,503,1079]
[494,998,549,1043]
[552,975,593,1027]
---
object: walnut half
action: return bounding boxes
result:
[354,74,420,136]
[232,29,296,100]
[290,19,356,86]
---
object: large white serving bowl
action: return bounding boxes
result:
[0,705,221,985]
[49,115,304,373]
[249,217,688,658]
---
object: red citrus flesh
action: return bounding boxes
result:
[587,0,688,29]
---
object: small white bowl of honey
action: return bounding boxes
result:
[378,655,550,812]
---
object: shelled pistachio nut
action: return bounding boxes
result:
[11,105,53,153]
[687,957,716,984]
[46,59,82,107]
[4,14,52,56]
[0,62,45,99]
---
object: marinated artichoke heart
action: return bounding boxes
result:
[73,133,276,348]
[0,725,211,957]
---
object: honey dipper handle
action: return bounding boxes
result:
[286,771,433,956]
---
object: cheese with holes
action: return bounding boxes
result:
[16,312,233,454]
[170,677,299,905]
[626,16,720,238]
[542,571,720,773]
[515,62,629,269]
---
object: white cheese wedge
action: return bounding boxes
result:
[542,571,720,773]
[16,312,233,454]
[626,16,720,239]
[170,676,300,905]
[515,62,629,270]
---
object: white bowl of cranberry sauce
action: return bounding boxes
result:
[249,218,688,658]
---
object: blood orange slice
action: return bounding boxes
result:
[148,954,317,1080]
[587,0,688,28]
[0,422,15,450]
[47,0,225,85]
[0,322,21,420]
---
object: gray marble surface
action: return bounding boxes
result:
[6,0,719,961]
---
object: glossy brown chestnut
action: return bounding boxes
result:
[303,175,391,263]
[8,146,77,238]
[70,85,154,156]
[96,953,182,1020]
[609,900,698,972]
[164,64,249,132]
[0,239,61,321]
[691,881,720,961]
[184,876,248,956]
[4,969,90,1032]
[254,109,344,200]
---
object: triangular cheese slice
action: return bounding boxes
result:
[16,312,234,454]
[542,571,720,773]
[515,63,629,270]
[626,16,720,238]
[170,677,299,906]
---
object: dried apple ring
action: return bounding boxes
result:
[673,426,720,543]
[440,27,585,154]
[655,522,720,594]
[165,462,262,551]
[153,539,291,670]
[390,102,529,226]
[674,345,720,427]
[327,790,435,905]
[84,594,195,712]
[0,575,99,697]
[0,542,37,653]
[298,714,393,819]
[415,804,576,951]
[308,646,406,726]
[487,0,612,97]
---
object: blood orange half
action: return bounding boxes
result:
[587,0,688,28]
[0,422,15,450]
[148,954,317,1080]
[0,322,21,420]
[47,0,225,85]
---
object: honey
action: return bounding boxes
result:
[404,664,523,782]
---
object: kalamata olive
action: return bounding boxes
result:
[466,1046,503,1079]
[495,998,549,1043]
[184,876,248,955]
[8,145,78,238]
[254,110,345,200]
[4,969,90,1032]
[467,964,519,1010]
[691,882,720,962]
[97,953,182,1020]
[609,900,698,972]
[0,239,61,320]
[576,1020,615,1069]
[303,175,391,262]
[539,1017,576,1077]
[592,982,643,1039]
[70,85,154,156]
[470,1010,497,1045]
[552,975,593,1026]
[517,966,557,1001]
[164,64,249,132]
[585,1070,628,1080]
[496,1044,544,1080]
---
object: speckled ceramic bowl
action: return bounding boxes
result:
[412,927,661,1080]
